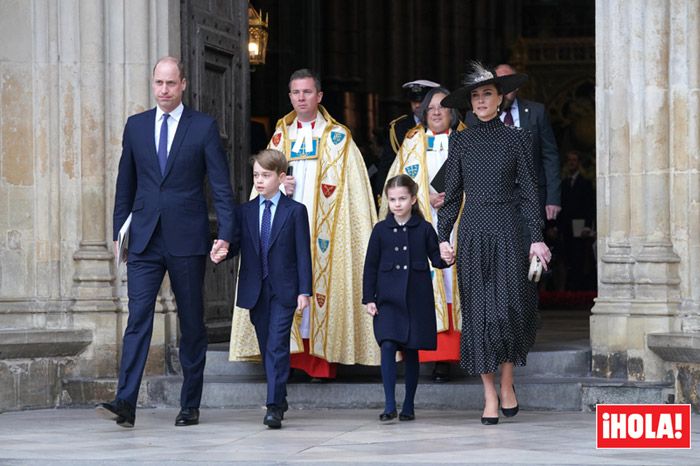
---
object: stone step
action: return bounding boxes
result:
[63,375,673,413]
[204,339,592,378]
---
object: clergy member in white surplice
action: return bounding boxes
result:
[230,69,379,378]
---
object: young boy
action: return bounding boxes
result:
[212,149,311,429]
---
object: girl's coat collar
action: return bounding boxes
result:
[384,213,421,228]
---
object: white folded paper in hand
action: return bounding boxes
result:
[117,213,132,265]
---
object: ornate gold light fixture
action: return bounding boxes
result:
[248,4,269,66]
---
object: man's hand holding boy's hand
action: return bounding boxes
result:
[210,239,229,264]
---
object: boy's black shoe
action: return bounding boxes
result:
[263,407,283,429]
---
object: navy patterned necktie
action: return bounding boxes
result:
[503,108,514,126]
[260,199,272,278]
[158,113,170,175]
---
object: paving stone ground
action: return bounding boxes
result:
[0,408,697,465]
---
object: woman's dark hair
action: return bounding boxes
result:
[419,87,462,130]
[384,174,424,219]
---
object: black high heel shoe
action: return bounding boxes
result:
[481,397,499,425]
[379,410,397,422]
[500,385,519,418]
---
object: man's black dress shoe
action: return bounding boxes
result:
[399,412,415,421]
[263,407,282,429]
[500,385,519,418]
[95,399,135,428]
[175,408,200,427]
[379,410,397,422]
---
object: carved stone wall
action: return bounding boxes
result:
[0,0,180,411]
[594,0,700,402]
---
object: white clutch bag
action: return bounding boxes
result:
[528,256,543,283]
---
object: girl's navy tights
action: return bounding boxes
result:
[380,340,419,415]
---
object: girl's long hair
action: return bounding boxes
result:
[384,174,424,219]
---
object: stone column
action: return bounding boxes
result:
[593,0,697,384]
[628,0,681,381]
[33,0,64,322]
[669,1,700,334]
[70,0,116,313]
[0,0,39,321]
[591,0,636,378]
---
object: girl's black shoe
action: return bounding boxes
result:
[481,416,499,425]
[399,412,415,421]
[379,410,397,422]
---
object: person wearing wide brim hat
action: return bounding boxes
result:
[441,63,527,109]
[435,60,552,426]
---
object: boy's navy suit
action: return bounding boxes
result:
[231,193,312,408]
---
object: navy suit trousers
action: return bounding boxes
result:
[250,278,295,408]
[117,222,207,408]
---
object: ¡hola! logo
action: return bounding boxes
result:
[596,404,691,449]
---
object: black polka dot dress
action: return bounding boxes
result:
[437,116,543,375]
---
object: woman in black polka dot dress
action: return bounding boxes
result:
[437,62,552,425]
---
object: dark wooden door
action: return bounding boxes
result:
[181,0,250,342]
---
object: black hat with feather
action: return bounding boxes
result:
[441,61,528,109]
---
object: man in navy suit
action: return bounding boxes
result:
[213,149,312,429]
[496,64,561,224]
[96,56,235,428]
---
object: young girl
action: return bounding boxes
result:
[362,174,449,421]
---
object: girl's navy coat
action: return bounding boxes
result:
[362,213,448,349]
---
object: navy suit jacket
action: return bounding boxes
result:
[466,98,561,207]
[113,106,235,256]
[231,194,312,309]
